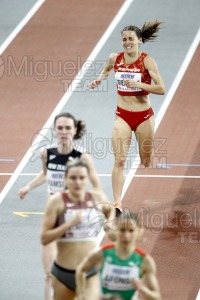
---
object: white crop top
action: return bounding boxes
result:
[56,192,105,242]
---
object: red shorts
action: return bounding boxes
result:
[115,106,154,131]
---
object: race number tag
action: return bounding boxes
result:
[115,72,142,92]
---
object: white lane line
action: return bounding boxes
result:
[0,173,39,176]
[129,175,200,179]
[196,290,200,300]
[0,0,45,55]
[1,173,200,179]
[0,0,134,205]
[0,159,15,162]
[157,163,200,168]
[155,27,200,132]
[121,27,200,198]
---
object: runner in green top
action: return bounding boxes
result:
[100,243,145,299]
[76,211,161,300]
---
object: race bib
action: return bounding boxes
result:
[101,262,140,291]
[115,72,142,92]
[47,169,65,193]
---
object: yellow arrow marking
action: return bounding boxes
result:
[13,212,44,218]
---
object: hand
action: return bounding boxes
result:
[70,211,84,227]
[18,186,30,199]
[132,278,144,291]
[124,78,139,88]
[88,79,101,89]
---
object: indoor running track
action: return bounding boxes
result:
[0,1,199,299]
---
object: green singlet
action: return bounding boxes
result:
[100,243,146,300]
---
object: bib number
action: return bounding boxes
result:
[116,72,142,92]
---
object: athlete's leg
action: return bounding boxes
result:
[112,117,132,206]
[83,274,101,300]
[135,116,155,167]
[42,242,57,300]
[52,276,75,300]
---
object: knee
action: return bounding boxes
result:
[141,157,151,168]
[114,157,126,168]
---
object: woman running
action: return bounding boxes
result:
[88,20,165,210]
[76,211,161,300]
[41,159,114,300]
[18,112,102,300]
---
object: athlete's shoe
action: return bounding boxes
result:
[113,201,122,217]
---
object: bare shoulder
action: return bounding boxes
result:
[80,152,92,161]
[142,254,157,273]
[40,146,47,160]
[144,54,157,68]
[108,52,118,64]
[46,192,64,212]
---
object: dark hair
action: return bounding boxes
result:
[65,159,90,177]
[54,112,86,139]
[118,211,138,223]
[121,20,162,43]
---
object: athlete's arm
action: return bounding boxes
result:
[41,194,83,245]
[88,53,117,89]
[124,56,165,95]
[81,153,102,191]
[41,147,48,176]
[18,147,47,199]
[98,191,116,228]
[92,190,116,237]
[133,254,162,300]
[76,247,103,300]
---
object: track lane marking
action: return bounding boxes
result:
[0,0,45,55]
[1,173,200,179]
[196,290,200,300]
[13,212,44,218]
[121,28,200,198]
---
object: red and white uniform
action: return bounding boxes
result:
[56,192,105,242]
[114,52,151,97]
